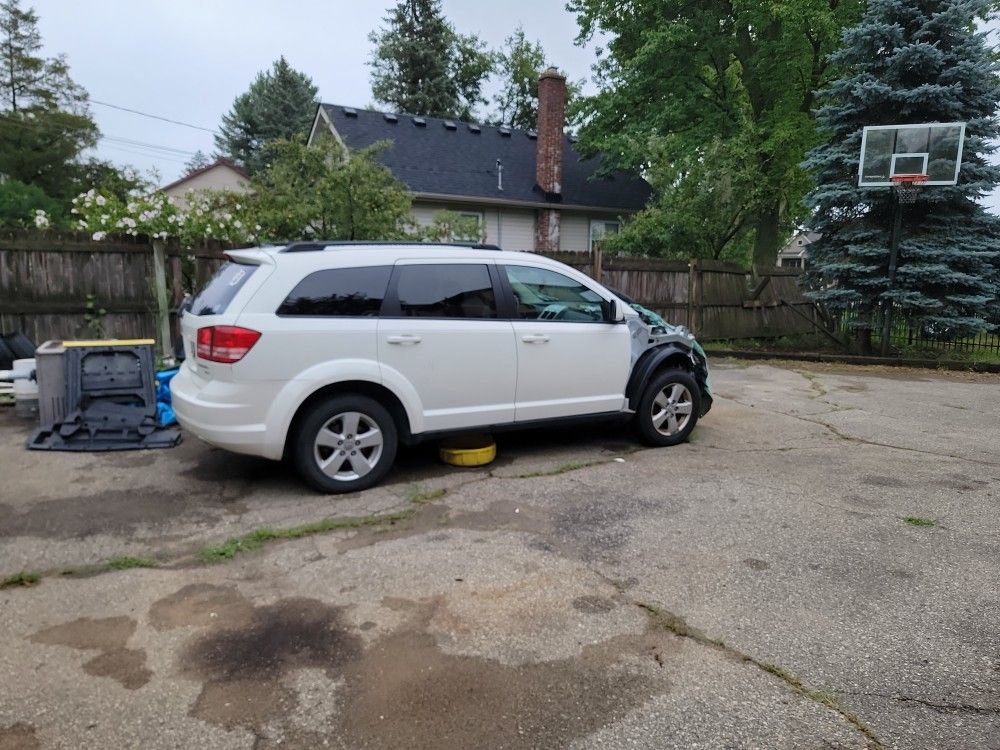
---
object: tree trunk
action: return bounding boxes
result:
[751,201,781,270]
[856,326,872,355]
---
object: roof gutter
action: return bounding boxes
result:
[411,191,636,215]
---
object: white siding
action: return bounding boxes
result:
[411,202,440,228]
[163,165,250,209]
[484,208,500,245]
[497,208,535,251]
[559,212,590,253]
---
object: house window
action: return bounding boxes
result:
[590,220,620,251]
[454,211,484,241]
[781,257,803,269]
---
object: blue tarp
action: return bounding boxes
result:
[155,368,179,427]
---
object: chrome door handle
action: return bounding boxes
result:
[387,334,422,345]
[521,334,550,344]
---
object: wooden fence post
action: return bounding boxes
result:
[591,246,603,282]
[151,239,172,360]
[687,258,700,333]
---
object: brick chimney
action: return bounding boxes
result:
[534,66,566,253]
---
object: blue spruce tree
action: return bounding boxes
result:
[803,0,1000,351]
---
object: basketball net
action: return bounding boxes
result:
[890,174,928,204]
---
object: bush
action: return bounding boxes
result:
[0,179,63,228]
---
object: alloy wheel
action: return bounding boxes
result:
[313,411,384,481]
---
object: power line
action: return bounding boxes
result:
[0,115,201,158]
[102,144,190,165]
[103,135,199,157]
[89,99,219,135]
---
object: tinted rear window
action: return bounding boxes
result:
[277,266,392,317]
[189,262,257,316]
[396,264,497,318]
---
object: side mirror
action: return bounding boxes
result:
[607,299,626,323]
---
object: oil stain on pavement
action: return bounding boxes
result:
[146,584,662,748]
[30,616,152,689]
[0,723,39,750]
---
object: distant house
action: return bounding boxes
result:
[307,68,651,253]
[161,159,251,209]
[777,231,819,268]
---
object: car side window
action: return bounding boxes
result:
[503,265,606,322]
[277,266,392,316]
[395,264,498,318]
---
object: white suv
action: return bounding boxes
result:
[171,242,712,493]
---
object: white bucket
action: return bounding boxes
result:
[13,358,38,419]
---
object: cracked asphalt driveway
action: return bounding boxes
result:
[1,359,998,749]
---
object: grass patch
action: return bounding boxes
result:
[903,516,935,527]
[407,486,447,504]
[516,460,605,479]
[807,690,842,709]
[199,510,414,562]
[104,555,158,571]
[759,662,804,691]
[1,571,41,589]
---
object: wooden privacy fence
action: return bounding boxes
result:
[0,231,822,352]
[0,231,228,352]
[540,250,821,340]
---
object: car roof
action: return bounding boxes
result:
[227,242,574,267]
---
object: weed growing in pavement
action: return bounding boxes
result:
[807,690,842,709]
[639,601,884,749]
[198,510,414,562]
[1,571,41,589]
[903,516,935,527]
[408,486,447,504]
[104,556,159,571]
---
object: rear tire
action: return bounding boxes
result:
[635,368,701,447]
[293,394,398,493]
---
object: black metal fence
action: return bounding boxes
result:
[839,307,1000,356]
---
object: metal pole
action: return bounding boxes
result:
[880,193,903,356]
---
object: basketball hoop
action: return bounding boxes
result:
[890,174,928,204]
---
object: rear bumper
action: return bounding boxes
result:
[170,366,284,460]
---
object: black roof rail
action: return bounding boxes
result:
[280,241,503,253]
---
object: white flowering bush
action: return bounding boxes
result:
[33,209,50,229]
[72,186,255,247]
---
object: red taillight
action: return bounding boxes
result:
[196,326,261,363]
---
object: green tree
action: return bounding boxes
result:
[184,149,211,175]
[0,0,97,199]
[570,0,862,267]
[214,57,318,175]
[803,0,1000,349]
[488,27,582,130]
[368,0,495,120]
[604,136,758,264]
[251,137,412,241]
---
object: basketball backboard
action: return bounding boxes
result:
[858,122,966,187]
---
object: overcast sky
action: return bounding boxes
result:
[31,0,596,184]
[28,1,1000,211]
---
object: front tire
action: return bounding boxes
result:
[635,368,701,447]
[293,394,398,493]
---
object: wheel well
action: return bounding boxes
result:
[626,348,695,410]
[653,353,693,374]
[284,380,412,459]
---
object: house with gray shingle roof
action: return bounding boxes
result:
[307,69,651,253]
